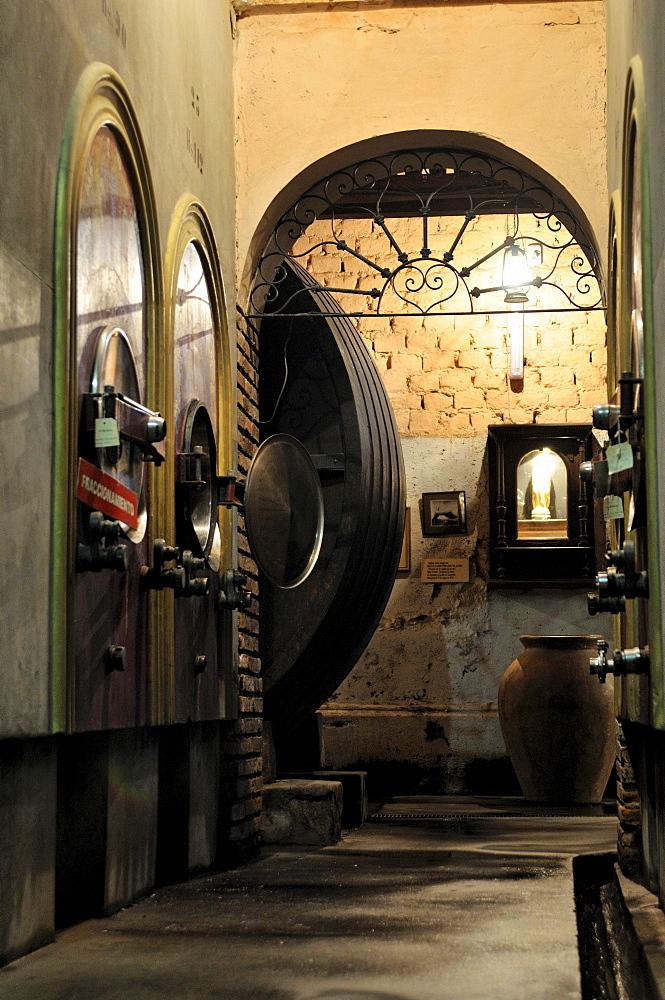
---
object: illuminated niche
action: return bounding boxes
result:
[487,424,595,585]
[516,447,568,540]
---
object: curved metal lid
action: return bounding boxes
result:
[244,434,324,589]
[178,400,218,566]
[89,326,147,543]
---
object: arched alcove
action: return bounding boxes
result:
[241,133,608,791]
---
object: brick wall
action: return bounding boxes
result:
[293,214,607,426]
[218,314,263,863]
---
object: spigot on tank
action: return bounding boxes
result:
[590,639,649,683]
[604,540,649,599]
[587,590,625,616]
[140,539,185,591]
[178,550,210,598]
[592,403,621,433]
[77,511,128,573]
[589,639,611,682]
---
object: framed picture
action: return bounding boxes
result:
[422,491,467,536]
[398,507,411,571]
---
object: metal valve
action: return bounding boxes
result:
[141,539,185,591]
[579,459,609,498]
[77,511,128,573]
[589,639,611,681]
[587,540,647,615]
[219,570,252,611]
[592,403,621,433]
[587,591,625,616]
[604,539,649,599]
[179,550,209,598]
[590,639,649,683]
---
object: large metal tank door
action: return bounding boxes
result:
[72,122,159,732]
[258,258,406,730]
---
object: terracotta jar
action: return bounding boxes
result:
[498,635,616,803]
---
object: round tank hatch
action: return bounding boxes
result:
[89,325,147,543]
[176,399,221,570]
[244,434,324,589]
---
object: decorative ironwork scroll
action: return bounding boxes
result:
[249,148,603,319]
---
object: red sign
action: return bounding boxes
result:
[76,458,139,530]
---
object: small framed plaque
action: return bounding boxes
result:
[421,557,470,583]
[422,491,467,536]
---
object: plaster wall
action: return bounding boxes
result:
[322,437,612,792]
[234,1,607,288]
[0,0,236,737]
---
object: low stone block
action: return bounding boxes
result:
[281,771,367,829]
[261,780,342,846]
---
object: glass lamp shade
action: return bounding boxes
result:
[503,245,529,303]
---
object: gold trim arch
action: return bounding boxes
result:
[163,196,236,723]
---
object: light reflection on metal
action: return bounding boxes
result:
[77,126,145,388]
[250,148,603,319]
[508,307,524,380]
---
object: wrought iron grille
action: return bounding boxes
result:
[248,148,603,320]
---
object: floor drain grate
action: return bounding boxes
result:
[371,811,604,821]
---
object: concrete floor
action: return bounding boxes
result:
[0,800,617,1000]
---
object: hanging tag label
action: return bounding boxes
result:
[94,416,120,448]
[76,458,138,530]
[606,441,633,474]
[603,495,624,521]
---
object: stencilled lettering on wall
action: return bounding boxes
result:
[101,0,127,49]
[187,86,204,174]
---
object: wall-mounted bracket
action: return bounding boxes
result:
[217,471,246,509]
[219,569,252,611]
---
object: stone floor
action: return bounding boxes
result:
[0,799,618,1000]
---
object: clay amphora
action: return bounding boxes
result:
[498,635,615,803]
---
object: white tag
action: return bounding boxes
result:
[603,495,624,521]
[606,441,633,474]
[95,417,120,448]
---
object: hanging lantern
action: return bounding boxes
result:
[502,244,530,303]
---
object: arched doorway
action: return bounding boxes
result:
[240,137,607,793]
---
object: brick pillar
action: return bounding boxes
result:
[218,315,263,865]
[616,723,643,884]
